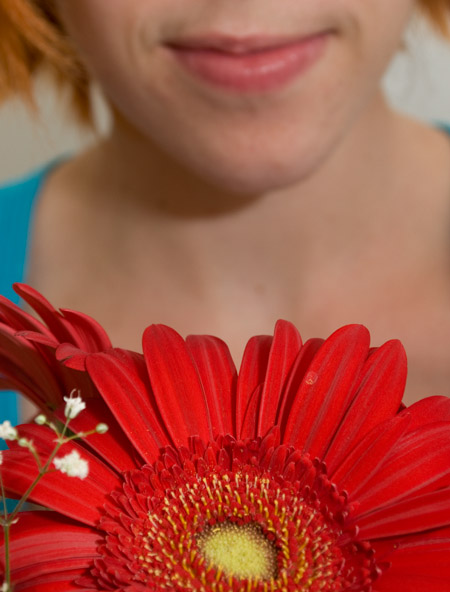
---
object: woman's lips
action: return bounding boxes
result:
[166,33,330,93]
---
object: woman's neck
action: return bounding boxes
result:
[72,93,422,280]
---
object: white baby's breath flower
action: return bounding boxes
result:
[1,582,10,592]
[0,420,18,441]
[0,450,3,466]
[63,390,86,419]
[95,423,109,434]
[34,414,47,425]
[53,450,89,479]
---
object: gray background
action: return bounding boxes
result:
[0,19,449,183]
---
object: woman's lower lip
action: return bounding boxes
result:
[166,33,330,93]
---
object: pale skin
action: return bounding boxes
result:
[21,0,450,415]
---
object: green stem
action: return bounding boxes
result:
[26,445,42,472]
[0,474,10,590]
[8,451,59,519]
[8,417,71,523]
[1,472,8,522]
[1,413,97,591]
[64,428,97,441]
[2,523,10,591]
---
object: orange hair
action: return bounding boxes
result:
[0,0,449,127]
[0,0,90,123]
[419,0,450,35]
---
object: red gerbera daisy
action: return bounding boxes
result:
[1,284,450,591]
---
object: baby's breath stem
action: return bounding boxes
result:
[7,416,71,523]
[7,445,61,520]
[0,474,11,590]
[1,402,103,590]
[24,444,42,472]
[0,418,70,588]
[2,525,10,591]
[64,428,98,441]
[0,474,8,522]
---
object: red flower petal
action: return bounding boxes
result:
[2,453,109,526]
[186,334,237,436]
[0,325,63,408]
[257,320,302,436]
[86,352,171,464]
[236,334,272,438]
[0,293,53,337]
[14,330,59,348]
[324,339,407,473]
[55,343,89,370]
[283,325,370,458]
[0,284,449,590]
[353,423,450,513]
[13,284,80,345]
[276,337,324,429]
[357,488,450,539]
[54,398,141,472]
[143,325,213,447]
[58,308,112,351]
[0,511,99,592]
[374,527,450,591]
[2,425,120,525]
[7,578,94,592]
[377,571,450,592]
[330,414,411,493]
[405,395,450,429]
[240,384,263,439]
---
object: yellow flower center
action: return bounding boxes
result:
[198,522,277,581]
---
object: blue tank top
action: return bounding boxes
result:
[0,161,60,426]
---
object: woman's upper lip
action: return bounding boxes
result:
[165,32,329,54]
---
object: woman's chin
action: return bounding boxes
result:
[203,169,301,197]
[189,152,319,197]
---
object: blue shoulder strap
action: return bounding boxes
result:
[437,121,450,136]
[0,163,55,426]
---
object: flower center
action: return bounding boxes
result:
[84,436,383,591]
[198,522,277,581]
